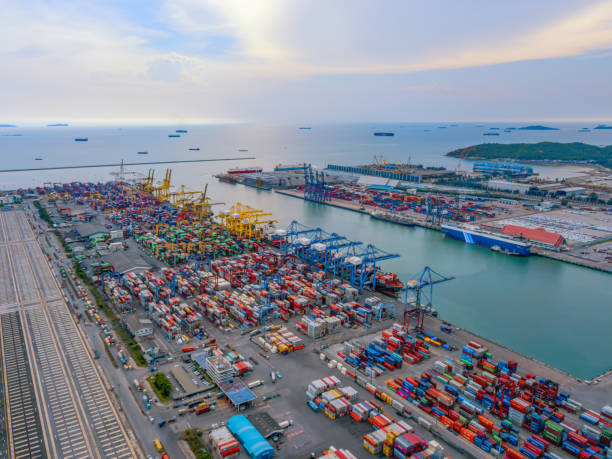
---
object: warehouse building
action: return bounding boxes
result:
[501,225,566,250]
[227,415,275,459]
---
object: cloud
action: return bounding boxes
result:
[1,0,612,122]
[148,59,183,82]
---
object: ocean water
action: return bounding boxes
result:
[1,122,611,378]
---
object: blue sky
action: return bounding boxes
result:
[1,0,611,123]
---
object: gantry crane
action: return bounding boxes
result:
[152,169,172,202]
[183,184,225,221]
[218,203,275,239]
[401,266,454,333]
[139,169,156,195]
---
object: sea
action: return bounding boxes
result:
[1,122,611,379]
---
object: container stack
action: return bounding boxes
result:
[317,446,358,459]
[393,433,428,459]
[209,426,240,458]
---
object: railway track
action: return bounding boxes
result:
[0,312,45,459]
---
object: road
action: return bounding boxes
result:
[0,210,139,458]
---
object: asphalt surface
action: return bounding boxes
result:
[0,210,138,458]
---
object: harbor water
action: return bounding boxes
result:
[1,123,611,379]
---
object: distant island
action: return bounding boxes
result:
[47,123,69,127]
[0,124,16,127]
[447,142,612,168]
[594,124,612,130]
[518,125,559,130]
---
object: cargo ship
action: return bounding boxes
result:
[373,132,394,136]
[176,129,188,133]
[370,210,414,227]
[441,223,531,256]
[483,133,500,136]
[168,134,180,138]
[189,147,200,151]
[137,151,148,155]
[74,138,88,142]
[375,272,404,294]
[227,167,263,175]
[35,157,43,160]
[274,163,308,172]
[299,127,312,130]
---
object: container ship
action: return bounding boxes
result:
[370,210,415,227]
[441,223,531,256]
[373,132,394,136]
[227,167,263,175]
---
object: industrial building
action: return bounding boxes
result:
[501,225,566,250]
[218,379,257,411]
[327,164,455,183]
[486,180,533,193]
[227,415,275,459]
[474,162,534,177]
[205,353,236,385]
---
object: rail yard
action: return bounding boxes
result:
[0,174,610,459]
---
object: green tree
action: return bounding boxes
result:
[153,373,172,397]
[607,198,612,205]
[588,192,599,202]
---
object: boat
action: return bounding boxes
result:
[374,132,394,136]
[176,129,188,133]
[299,127,312,130]
[441,223,531,256]
[47,123,68,127]
[227,167,263,175]
[375,272,404,293]
[578,128,591,132]
[217,174,238,184]
[274,163,308,172]
[35,157,43,160]
[74,138,88,141]
[483,133,500,136]
[369,210,415,227]
[168,134,180,138]
[189,148,200,151]
[137,151,148,155]
[238,149,248,152]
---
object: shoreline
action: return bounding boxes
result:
[275,189,611,273]
[275,188,611,381]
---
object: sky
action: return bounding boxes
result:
[1,0,612,124]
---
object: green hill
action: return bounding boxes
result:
[447,142,612,168]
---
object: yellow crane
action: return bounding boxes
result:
[169,185,201,207]
[218,203,274,239]
[139,169,156,194]
[152,169,172,201]
[189,184,225,221]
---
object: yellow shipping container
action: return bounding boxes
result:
[382,444,393,457]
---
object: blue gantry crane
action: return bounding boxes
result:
[304,165,331,202]
[401,266,454,332]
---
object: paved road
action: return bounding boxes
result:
[0,211,139,458]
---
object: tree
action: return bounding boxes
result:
[588,192,598,202]
[561,198,568,206]
[152,372,172,397]
[607,198,612,205]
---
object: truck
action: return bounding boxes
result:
[247,380,263,389]
[154,438,163,452]
[195,403,210,415]
[269,371,276,383]
[181,346,195,352]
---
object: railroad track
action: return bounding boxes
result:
[0,312,45,458]
[0,211,138,458]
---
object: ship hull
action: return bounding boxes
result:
[370,214,414,226]
[441,225,530,256]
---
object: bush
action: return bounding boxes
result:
[181,430,211,459]
[148,372,172,402]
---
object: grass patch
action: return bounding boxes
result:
[181,429,211,459]
[116,325,147,366]
[33,200,52,227]
[147,373,172,403]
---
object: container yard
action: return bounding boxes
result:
[3,172,610,459]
